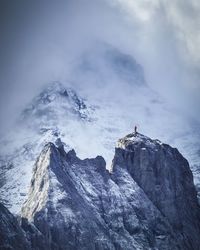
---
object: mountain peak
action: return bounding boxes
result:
[21,138,181,249]
[34,81,69,105]
[116,132,163,150]
[22,141,61,221]
[43,81,66,94]
[112,132,200,249]
[21,81,89,125]
[20,133,200,249]
[32,81,86,108]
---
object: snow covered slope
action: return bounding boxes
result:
[0,43,200,213]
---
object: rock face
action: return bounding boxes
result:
[20,133,200,250]
[112,133,200,250]
[0,203,29,250]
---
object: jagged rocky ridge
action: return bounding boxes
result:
[6,133,198,250]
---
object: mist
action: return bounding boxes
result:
[0,0,200,131]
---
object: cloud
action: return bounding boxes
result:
[106,0,200,113]
[0,0,199,129]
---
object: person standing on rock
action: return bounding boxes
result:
[134,125,137,136]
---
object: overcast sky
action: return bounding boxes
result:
[0,0,200,128]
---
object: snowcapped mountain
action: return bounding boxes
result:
[0,43,200,214]
[0,81,94,213]
[7,133,199,249]
[21,81,90,124]
[1,132,200,249]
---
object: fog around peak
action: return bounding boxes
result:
[0,0,199,130]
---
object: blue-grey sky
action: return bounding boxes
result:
[0,0,199,129]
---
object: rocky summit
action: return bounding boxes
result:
[1,133,200,249]
[113,133,200,249]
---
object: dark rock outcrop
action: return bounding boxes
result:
[112,133,200,250]
[0,203,29,250]
[20,132,200,250]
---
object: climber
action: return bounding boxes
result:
[134,125,137,136]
